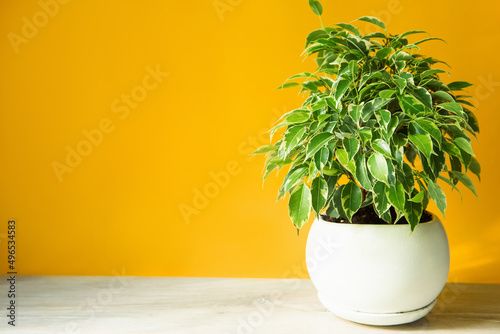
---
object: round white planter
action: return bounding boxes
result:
[305,214,450,326]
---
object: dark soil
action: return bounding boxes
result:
[321,206,433,225]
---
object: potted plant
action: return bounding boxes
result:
[252,0,480,326]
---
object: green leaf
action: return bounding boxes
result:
[311,177,328,216]
[458,149,472,171]
[367,153,389,185]
[343,137,360,161]
[432,90,455,102]
[398,163,415,194]
[375,109,391,129]
[336,23,361,36]
[373,182,391,215]
[365,32,387,39]
[442,141,462,158]
[448,81,473,90]
[385,116,399,141]
[250,145,275,155]
[409,133,433,161]
[427,180,447,217]
[469,157,481,181]
[398,95,426,116]
[372,139,392,158]
[325,174,339,199]
[392,135,406,152]
[376,47,393,60]
[358,127,373,145]
[335,148,356,175]
[335,78,352,104]
[450,155,463,175]
[439,175,462,199]
[309,159,318,178]
[450,171,478,198]
[412,87,433,109]
[275,108,309,123]
[386,181,406,212]
[277,82,300,90]
[361,192,373,208]
[386,159,396,186]
[324,96,337,110]
[395,51,412,61]
[317,114,332,124]
[346,35,371,55]
[431,151,446,180]
[263,163,278,181]
[421,69,447,79]
[400,30,427,37]
[400,72,414,84]
[437,102,464,116]
[330,184,347,219]
[405,145,417,166]
[410,191,425,203]
[314,147,329,171]
[394,78,406,94]
[358,16,386,30]
[464,108,480,133]
[454,137,475,156]
[286,112,310,124]
[361,98,390,121]
[348,59,359,75]
[404,197,423,231]
[446,123,469,141]
[283,126,306,155]
[273,157,292,167]
[348,104,363,124]
[288,183,312,229]
[279,166,308,199]
[341,181,363,221]
[308,0,323,16]
[380,209,393,223]
[285,72,315,80]
[311,98,328,111]
[360,72,383,88]
[306,133,336,159]
[324,160,344,176]
[395,60,406,72]
[414,37,446,45]
[412,119,442,145]
[379,89,396,99]
[305,29,329,47]
[355,154,372,191]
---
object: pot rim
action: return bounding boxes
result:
[317,212,440,227]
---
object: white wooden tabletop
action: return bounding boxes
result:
[0,276,499,333]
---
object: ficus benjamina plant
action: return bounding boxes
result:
[252,0,480,232]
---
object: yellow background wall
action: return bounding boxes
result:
[0,0,499,283]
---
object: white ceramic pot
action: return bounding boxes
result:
[305,214,450,326]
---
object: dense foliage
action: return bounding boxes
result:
[253,0,480,231]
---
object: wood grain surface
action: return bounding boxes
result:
[0,276,499,333]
